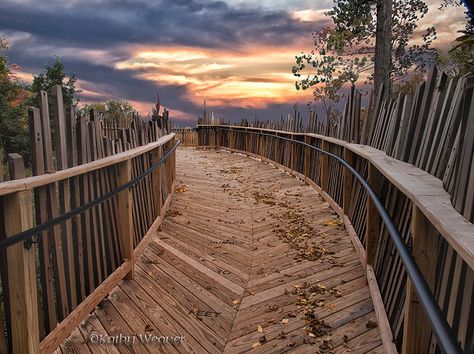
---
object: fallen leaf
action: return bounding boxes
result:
[257,325,263,333]
[321,219,339,226]
[366,320,378,329]
[251,342,261,349]
[233,299,241,305]
[176,185,187,193]
[281,318,289,324]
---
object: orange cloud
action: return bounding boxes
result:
[114,44,313,110]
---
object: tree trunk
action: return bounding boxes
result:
[374,0,393,99]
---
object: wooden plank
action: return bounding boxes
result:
[402,206,441,354]
[366,163,383,265]
[4,154,40,354]
[37,91,54,172]
[366,265,398,354]
[0,133,176,197]
[66,107,86,302]
[40,261,132,354]
[28,107,58,333]
[321,140,330,192]
[151,146,163,223]
[77,116,94,294]
[52,85,77,311]
[343,147,354,215]
[155,239,244,295]
[87,120,104,286]
[38,90,70,320]
[117,160,134,279]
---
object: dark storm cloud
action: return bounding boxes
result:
[0,0,314,50]
[0,0,321,123]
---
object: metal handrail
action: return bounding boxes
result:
[211,127,462,354]
[0,140,180,250]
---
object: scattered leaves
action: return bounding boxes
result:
[266,304,279,312]
[321,219,342,226]
[166,209,182,217]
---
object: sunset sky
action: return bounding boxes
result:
[0,0,468,125]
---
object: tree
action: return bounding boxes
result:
[80,99,135,120]
[293,0,437,105]
[436,29,474,76]
[0,36,31,163]
[374,0,393,97]
[440,1,473,31]
[31,56,78,106]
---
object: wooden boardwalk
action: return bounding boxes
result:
[60,148,383,354]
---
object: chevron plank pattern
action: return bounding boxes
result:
[60,148,383,354]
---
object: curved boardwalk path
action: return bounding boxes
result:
[61,148,383,354]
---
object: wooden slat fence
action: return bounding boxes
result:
[197,120,474,353]
[173,128,198,147]
[0,85,177,354]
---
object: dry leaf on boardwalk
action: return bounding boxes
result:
[281,318,289,324]
[251,342,261,349]
[257,325,264,333]
[176,184,187,193]
[366,320,378,328]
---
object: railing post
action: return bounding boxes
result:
[275,133,280,164]
[402,206,439,354]
[343,147,354,214]
[151,146,163,222]
[320,140,330,192]
[291,134,297,172]
[4,154,40,354]
[256,131,260,155]
[366,162,383,264]
[117,159,134,279]
[303,135,311,180]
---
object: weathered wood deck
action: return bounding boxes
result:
[60,148,383,353]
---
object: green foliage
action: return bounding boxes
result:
[392,72,425,96]
[437,30,474,76]
[0,36,31,163]
[293,0,437,109]
[31,56,78,107]
[80,99,135,120]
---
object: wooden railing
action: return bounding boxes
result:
[197,125,474,354]
[173,128,198,147]
[0,85,177,354]
[0,135,177,354]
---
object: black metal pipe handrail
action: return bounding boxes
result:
[209,126,462,354]
[0,140,180,250]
